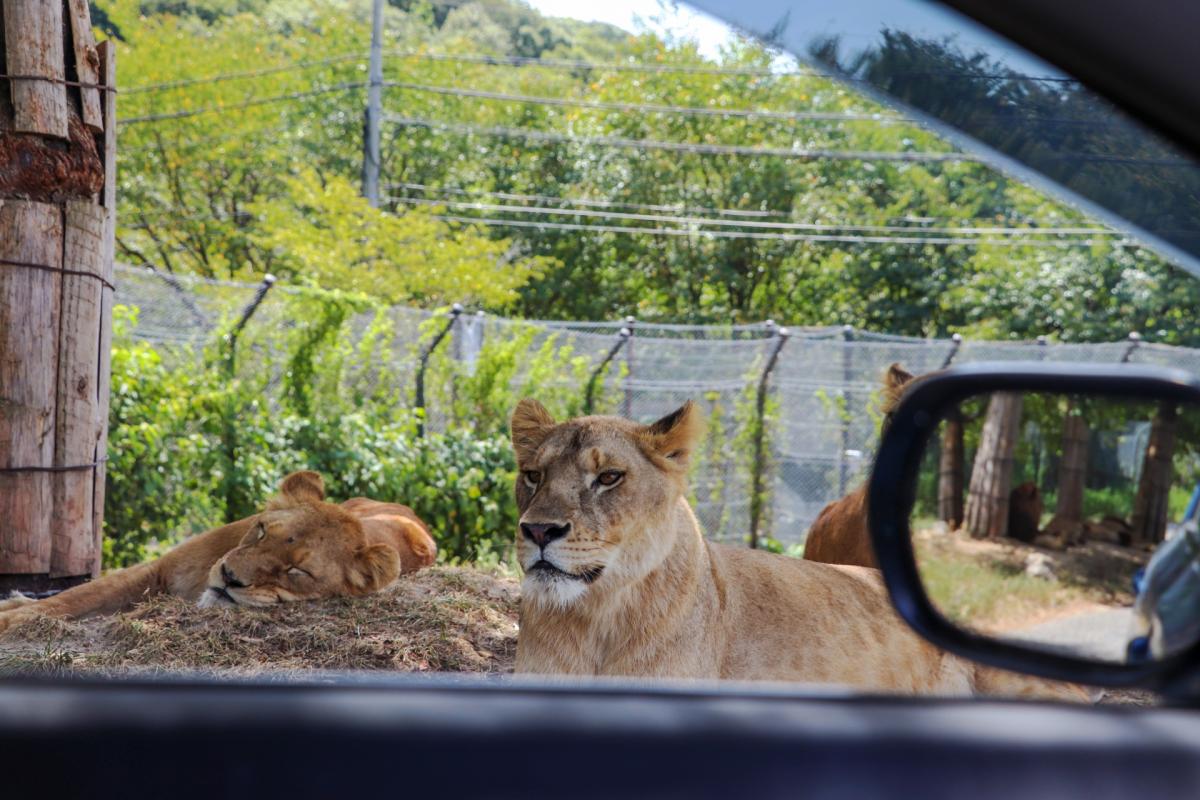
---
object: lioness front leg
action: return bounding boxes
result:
[0,562,162,635]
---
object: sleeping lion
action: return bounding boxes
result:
[0,471,436,633]
[509,399,1089,701]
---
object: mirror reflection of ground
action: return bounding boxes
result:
[914,525,1148,654]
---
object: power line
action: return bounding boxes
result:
[423,212,1120,247]
[386,195,1112,236]
[120,82,366,125]
[387,50,818,77]
[123,53,367,95]
[385,114,980,163]
[387,182,1091,230]
[383,81,905,123]
[387,181,797,218]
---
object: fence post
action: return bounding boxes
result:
[414,303,463,438]
[219,274,276,523]
[937,333,966,529]
[749,325,790,549]
[1122,331,1142,363]
[941,332,963,368]
[838,325,854,496]
[224,273,276,377]
[584,326,632,414]
[622,315,636,418]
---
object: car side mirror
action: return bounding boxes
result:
[868,363,1200,696]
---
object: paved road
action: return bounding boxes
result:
[1004,607,1135,662]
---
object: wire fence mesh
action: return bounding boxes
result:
[112,264,1200,545]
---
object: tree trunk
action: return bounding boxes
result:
[938,411,964,529]
[965,393,1023,539]
[1054,404,1089,523]
[0,3,115,593]
[1130,402,1178,545]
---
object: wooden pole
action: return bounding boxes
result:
[1054,403,1089,524]
[1131,402,1177,545]
[0,1,115,592]
[964,393,1023,539]
[937,411,965,529]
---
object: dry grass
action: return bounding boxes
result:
[914,529,1145,631]
[0,567,519,677]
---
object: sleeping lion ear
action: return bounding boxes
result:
[347,543,401,594]
[510,398,556,464]
[639,401,705,469]
[278,471,325,505]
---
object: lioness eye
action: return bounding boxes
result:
[288,567,312,579]
[523,470,541,486]
[596,470,624,487]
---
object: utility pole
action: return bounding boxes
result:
[362,0,384,206]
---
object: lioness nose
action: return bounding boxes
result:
[221,563,247,588]
[521,522,570,548]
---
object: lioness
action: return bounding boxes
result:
[803,363,916,569]
[510,399,1087,700]
[0,471,436,633]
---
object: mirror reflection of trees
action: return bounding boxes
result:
[914,392,1200,658]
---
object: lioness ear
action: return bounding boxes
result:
[511,398,556,465]
[278,471,325,505]
[639,401,704,469]
[346,543,401,595]
[880,363,916,414]
[885,363,914,393]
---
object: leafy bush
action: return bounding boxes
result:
[102,296,533,568]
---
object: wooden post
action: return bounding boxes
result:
[965,393,1023,539]
[937,410,965,529]
[1054,404,1089,524]
[0,1,115,593]
[0,201,63,576]
[1131,402,1178,545]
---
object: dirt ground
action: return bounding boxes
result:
[0,559,1157,706]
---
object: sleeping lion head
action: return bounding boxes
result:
[198,471,401,608]
[509,399,703,608]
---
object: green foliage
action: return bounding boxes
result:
[104,307,224,565]
[103,0,1200,342]
[103,291,557,567]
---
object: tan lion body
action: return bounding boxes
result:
[510,400,1088,701]
[0,472,436,633]
[803,364,917,570]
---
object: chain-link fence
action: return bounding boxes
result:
[113,264,1200,545]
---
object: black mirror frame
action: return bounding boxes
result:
[868,362,1200,695]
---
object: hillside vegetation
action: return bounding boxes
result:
[107,0,1200,341]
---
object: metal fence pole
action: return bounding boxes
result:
[622,315,636,418]
[221,273,275,523]
[414,303,463,438]
[749,325,790,549]
[224,273,276,377]
[1122,331,1142,363]
[941,332,963,369]
[584,326,632,414]
[838,324,854,496]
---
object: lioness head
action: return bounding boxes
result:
[198,471,401,608]
[510,399,704,608]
